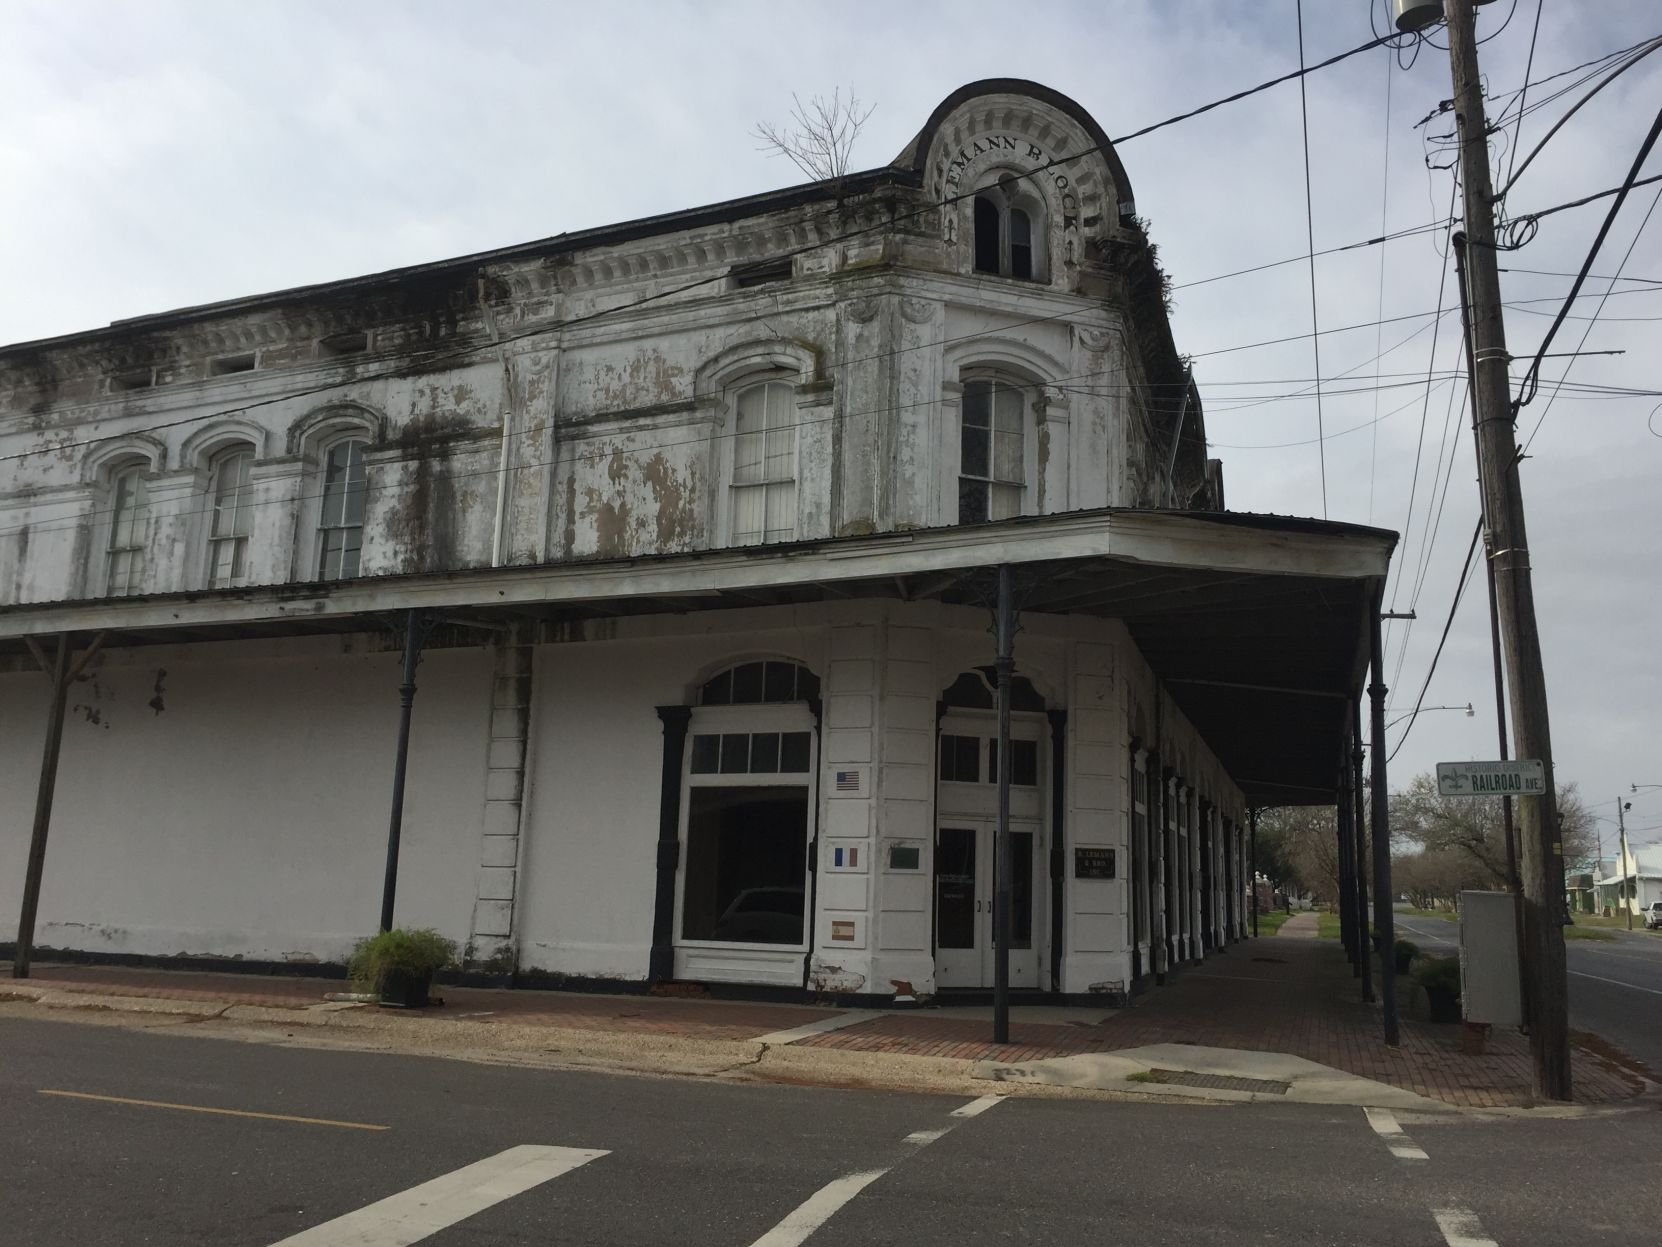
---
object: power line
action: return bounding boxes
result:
[1514,102,1662,412]
[1522,180,1662,454]
[1389,519,1484,762]
[1370,41,1397,526]
[1495,35,1662,202]
[1500,0,1545,194]
[1295,0,1328,518]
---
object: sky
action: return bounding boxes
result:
[2,0,1659,847]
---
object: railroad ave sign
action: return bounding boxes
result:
[1436,760,1546,797]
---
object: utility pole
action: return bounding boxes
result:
[1617,800,1632,931]
[1443,0,1570,1100]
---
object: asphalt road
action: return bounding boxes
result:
[1392,909,1662,1072]
[4,1015,1661,1246]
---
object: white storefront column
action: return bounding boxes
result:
[810,621,880,994]
[467,624,534,974]
[1060,638,1130,996]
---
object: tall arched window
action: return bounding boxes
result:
[206,447,254,588]
[317,437,367,579]
[958,376,1027,523]
[731,380,797,545]
[106,462,151,597]
[973,177,1045,281]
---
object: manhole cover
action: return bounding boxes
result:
[1147,1069,1290,1094]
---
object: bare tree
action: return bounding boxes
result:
[1390,772,1596,885]
[1257,805,1345,905]
[752,88,876,184]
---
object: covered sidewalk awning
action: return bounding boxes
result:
[0,507,1395,807]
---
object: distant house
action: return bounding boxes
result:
[1,80,1395,1003]
[1594,848,1662,916]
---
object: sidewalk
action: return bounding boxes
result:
[3,937,1648,1110]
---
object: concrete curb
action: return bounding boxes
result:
[6,984,1647,1114]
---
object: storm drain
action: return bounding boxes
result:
[1146,1069,1291,1095]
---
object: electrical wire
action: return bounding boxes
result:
[1494,35,1662,203]
[1514,103,1662,412]
[1499,0,1544,194]
[1370,40,1396,525]
[1295,0,1328,517]
[1389,519,1484,761]
[1521,180,1662,454]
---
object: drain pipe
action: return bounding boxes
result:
[480,277,517,567]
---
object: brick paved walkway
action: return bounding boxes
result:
[4,963,832,1042]
[798,937,1648,1108]
[6,940,1649,1108]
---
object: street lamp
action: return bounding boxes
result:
[1384,702,1474,733]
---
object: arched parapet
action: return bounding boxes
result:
[893,80,1136,284]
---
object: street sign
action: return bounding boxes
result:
[1436,759,1545,797]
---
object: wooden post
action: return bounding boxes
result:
[14,632,105,979]
[1249,809,1259,936]
[1445,0,1570,1099]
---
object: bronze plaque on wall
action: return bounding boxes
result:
[1074,847,1116,880]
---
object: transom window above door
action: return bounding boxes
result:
[959,376,1026,523]
[700,660,819,705]
[939,733,1038,787]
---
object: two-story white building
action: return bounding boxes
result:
[0,80,1395,1003]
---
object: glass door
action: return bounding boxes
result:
[934,821,1042,989]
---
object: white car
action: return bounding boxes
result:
[1643,901,1662,931]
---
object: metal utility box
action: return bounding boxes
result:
[1458,890,1522,1026]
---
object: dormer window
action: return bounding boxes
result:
[973,177,1045,281]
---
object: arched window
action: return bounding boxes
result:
[699,660,820,706]
[205,447,254,588]
[316,437,367,580]
[730,380,797,545]
[106,462,151,597]
[958,376,1027,523]
[972,177,1045,281]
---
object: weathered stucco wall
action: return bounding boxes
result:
[0,639,492,962]
[0,88,1200,608]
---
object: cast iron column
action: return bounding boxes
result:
[1369,601,1399,1045]
[993,564,1015,1045]
[13,636,71,979]
[381,609,432,932]
[1352,699,1373,1004]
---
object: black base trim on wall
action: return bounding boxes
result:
[4,944,1135,1010]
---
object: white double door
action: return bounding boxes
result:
[934,818,1044,990]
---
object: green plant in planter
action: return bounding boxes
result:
[349,928,456,1008]
[1393,938,1420,974]
[1413,955,1462,1023]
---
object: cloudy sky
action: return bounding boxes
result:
[3,0,1658,847]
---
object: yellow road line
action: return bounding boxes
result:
[38,1089,388,1131]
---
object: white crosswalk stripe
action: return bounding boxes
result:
[266,1144,607,1246]
[1363,1106,1429,1161]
